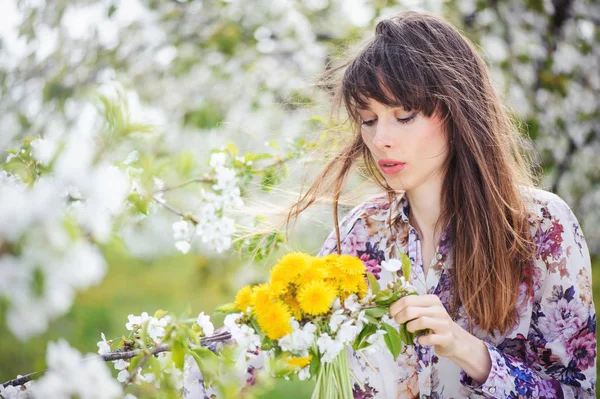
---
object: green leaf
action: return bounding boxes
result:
[367,272,380,295]
[363,306,388,319]
[260,167,279,192]
[309,348,321,376]
[191,347,219,362]
[353,323,377,350]
[172,340,185,370]
[244,153,272,163]
[190,348,219,384]
[400,252,411,282]
[363,314,379,325]
[250,318,261,336]
[382,324,402,360]
[374,290,396,305]
[128,192,149,215]
[399,324,415,346]
[214,302,237,314]
[183,326,200,345]
[225,142,238,157]
[128,355,143,373]
[153,309,168,320]
[176,151,195,176]
[107,4,117,17]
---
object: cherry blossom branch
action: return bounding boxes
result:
[154,157,291,194]
[155,176,216,193]
[2,330,232,388]
[152,196,200,224]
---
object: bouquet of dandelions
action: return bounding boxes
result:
[219,251,423,399]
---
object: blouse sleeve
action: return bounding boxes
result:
[460,197,597,398]
[317,201,370,257]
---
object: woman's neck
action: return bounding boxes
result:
[405,180,443,242]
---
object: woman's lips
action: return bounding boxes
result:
[377,159,406,175]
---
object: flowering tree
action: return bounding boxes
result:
[1,0,598,397]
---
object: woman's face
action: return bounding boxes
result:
[358,98,449,192]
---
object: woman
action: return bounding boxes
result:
[186,11,596,398]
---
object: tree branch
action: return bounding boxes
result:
[155,176,216,193]
[2,331,232,388]
[154,156,292,195]
[153,196,200,224]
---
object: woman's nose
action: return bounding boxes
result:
[372,122,394,150]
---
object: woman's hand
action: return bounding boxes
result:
[389,294,465,359]
[389,294,492,384]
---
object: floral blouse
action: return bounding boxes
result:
[184,187,596,398]
[315,187,596,399]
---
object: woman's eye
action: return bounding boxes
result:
[397,112,418,124]
[361,112,417,127]
[361,119,376,126]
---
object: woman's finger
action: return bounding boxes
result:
[405,316,452,334]
[391,304,446,324]
[389,294,441,317]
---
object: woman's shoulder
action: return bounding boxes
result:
[340,192,401,221]
[518,186,575,223]
[519,185,589,266]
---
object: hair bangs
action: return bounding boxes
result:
[341,38,440,125]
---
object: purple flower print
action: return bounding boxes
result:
[539,297,588,342]
[498,334,527,361]
[357,241,385,279]
[341,218,369,255]
[353,382,379,399]
[534,218,564,261]
[359,253,381,276]
[566,331,596,371]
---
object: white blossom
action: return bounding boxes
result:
[316,333,344,364]
[380,259,402,273]
[172,220,193,241]
[336,320,360,344]
[196,312,215,337]
[96,333,111,355]
[298,366,311,381]
[32,339,122,399]
[224,313,261,351]
[278,320,316,354]
[175,240,191,254]
[328,309,348,333]
[30,137,59,165]
[125,312,169,342]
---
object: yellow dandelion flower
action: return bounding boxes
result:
[288,355,312,369]
[256,300,293,340]
[235,285,253,312]
[357,278,368,298]
[270,252,312,289]
[339,273,366,295]
[321,254,341,269]
[311,257,330,274]
[251,283,272,311]
[269,279,289,298]
[297,263,328,287]
[283,291,303,320]
[297,280,337,316]
[337,254,366,276]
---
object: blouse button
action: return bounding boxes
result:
[488,387,496,394]
[436,253,442,260]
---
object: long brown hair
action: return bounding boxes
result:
[287,11,540,334]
